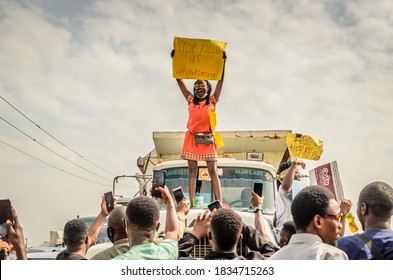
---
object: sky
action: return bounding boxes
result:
[0,0,392,246]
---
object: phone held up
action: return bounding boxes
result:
[208,199,222,212]
[253,182,264,197]
[104,191,115,213]
[152,170,166,198]
[0,199,12,236]
[173,187,185,204]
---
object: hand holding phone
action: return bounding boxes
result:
[0,199,12,236]
[104,192,115,213]
[152,170,166,198]
[207,199,222,212]
[173,187,185,204]
[253,182,264,197]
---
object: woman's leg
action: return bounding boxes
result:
[188,160,198,207]
[206,160,222,203]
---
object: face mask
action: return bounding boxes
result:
[196,93,208,99]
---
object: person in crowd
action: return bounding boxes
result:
[337,181,393,260]
[269,185,348,260]
[273,160,305,240]
[178,209,244,260]
[90,206,128,260]
[172,50,227,208]
[278,221,296,248]
[4,205,26,260]
[113,186,178,260]
[56,196,110,260]
[178,208,276,260]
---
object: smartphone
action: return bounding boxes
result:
[254,182,264,197]
[0,199,12,236]
[104,191,115,213]
[173,187,185,204]
[208,199,222,212]
[0,248,6,260]
[152,170,166,198]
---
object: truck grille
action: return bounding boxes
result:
[191,236,245,259]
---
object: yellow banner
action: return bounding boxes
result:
[208,110,224,149]
[172,37,227,80]
[286,133,323,161]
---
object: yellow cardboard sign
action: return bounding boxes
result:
[172,37,227,80]
[286,133,324,161]
[208,110,224,149]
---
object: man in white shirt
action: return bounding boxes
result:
[269,185,348,260]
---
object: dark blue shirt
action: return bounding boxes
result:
[337,230,393,260]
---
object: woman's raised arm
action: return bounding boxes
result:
[213,52,226,102]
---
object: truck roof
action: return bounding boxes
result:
[147,130,291,170]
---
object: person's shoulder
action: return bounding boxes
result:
[160,238,178,247]
[210,95,217,104]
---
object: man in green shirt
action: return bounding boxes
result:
[113,186,178,260]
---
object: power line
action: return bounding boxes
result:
[1,95,117,177]
[0,139,110,187]
[1,95,138,188]
[1,116,113,182]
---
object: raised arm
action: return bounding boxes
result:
[7,206,27,260]
[213,52,226,102]
[251,191,275,244]
[339,199,352,237]
[87,196,110,247]
[281,160,305,194]
[176,79,192,101]
[158,186,179,241]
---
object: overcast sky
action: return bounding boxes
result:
[1,0,392,246]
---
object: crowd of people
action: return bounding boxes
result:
[1,165,392,260]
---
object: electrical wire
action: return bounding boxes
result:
[0,139,110,187]
[1,96,138,188]
[1,116,113,182]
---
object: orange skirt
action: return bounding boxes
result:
[181,131,217,161]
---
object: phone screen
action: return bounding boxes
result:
[254,182,264,197]
[104,192,115,213]
[208,199,222,211]
[173,187,184,204]
[0,199,12,236]
[152,170,166,198]
[0,199,12,224]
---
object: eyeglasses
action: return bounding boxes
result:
[325,213,343,223]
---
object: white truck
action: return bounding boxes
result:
[86,130,292,258]
[129,130,292,255]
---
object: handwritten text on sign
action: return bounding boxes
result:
[172,37,226,80]
[286,133,324,161]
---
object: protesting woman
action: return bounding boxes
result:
[173,51,226,208]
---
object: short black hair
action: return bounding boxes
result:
[210,208,242,251]
[63,219,87,247]
[282,221,296,237]
[359,181,393,218]
[126,196,159,231]
[291,186,334,231]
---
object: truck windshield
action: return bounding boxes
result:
[163,167,275,214]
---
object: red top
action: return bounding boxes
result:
[181,95,217,161]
